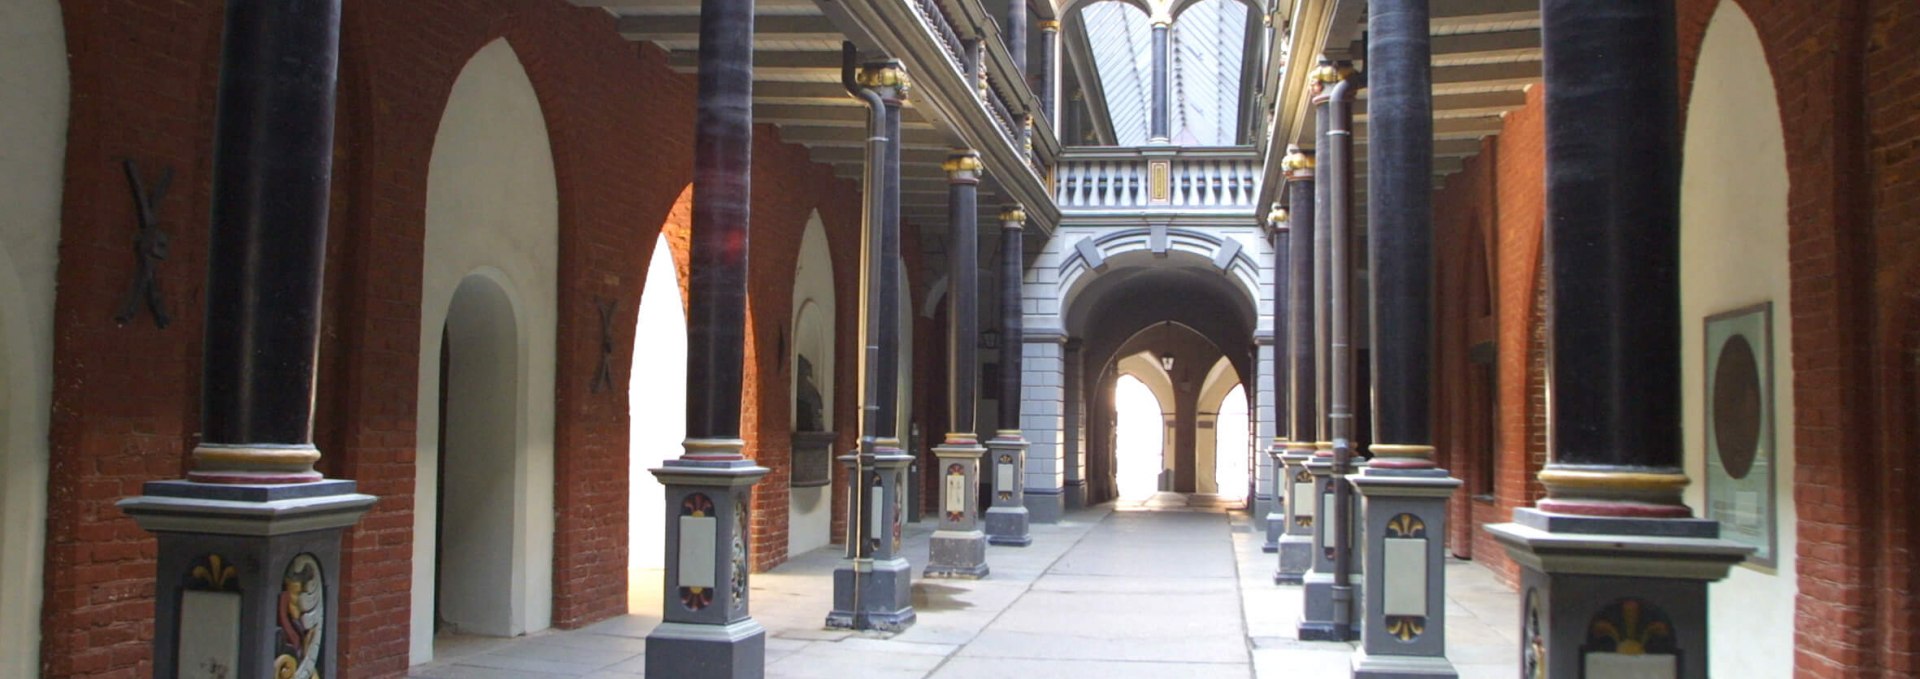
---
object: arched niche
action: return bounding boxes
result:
[0,1,67,674]
[629,229,686,603]
[1194,355,1244,498]
[1677,3,1795,676]
[788,212,835,556]
[410,38,558,662]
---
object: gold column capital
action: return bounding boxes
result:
[858,61,911,102]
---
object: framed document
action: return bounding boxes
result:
[1703,302,1776,567]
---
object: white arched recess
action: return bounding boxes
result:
[1194,356,1244,498]
[0,1,66,674]
[629,233,685,608]
[789,213,834,555]
[411,38,558,663]
[1116,353,1176,496]
[1678,4,1795,677]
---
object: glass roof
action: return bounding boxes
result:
[1082,0,1250,147]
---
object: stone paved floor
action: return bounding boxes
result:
[411,494,1520,678]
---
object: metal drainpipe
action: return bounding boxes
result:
[1325,71,1362,641]
[840,43,887,600]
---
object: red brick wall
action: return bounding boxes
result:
[1432,84,1548,587]
[42,1,866,676]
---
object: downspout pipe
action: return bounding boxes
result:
[1325,72,1362,641]
[842,43,886,550]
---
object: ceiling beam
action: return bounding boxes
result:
[666,50,844,71]
[1431,61,1541,94]
[1430,30,1541,67]
[615,14,842,44]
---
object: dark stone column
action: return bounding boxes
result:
[1150,19,1171,143]
[828,59,918,631]
[1276,149,1317,585]
[1006,0,1028,74]
[1350,2,1462,674]
[1038,20,1059,126]
[1261,203,1290,554]
[1487,3,1750,677]
[986,208,1032,546]
[119,3,375,677]
[645,1,772,673]
[926,151,991,579]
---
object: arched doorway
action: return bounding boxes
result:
[410,38,559,662]
[434,274,526,638]
[0,0,67,673]
[1209,383,1249,504]
[629,230,686,610]
[1112,370,1168,499]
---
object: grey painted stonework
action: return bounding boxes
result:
[1298,455,1365,641]
[1275,447,1316,584]
[827,451,916,632]
[1350,469,1463,678]
[1488,509,1749,679]
[925,442,991,579]
[984,434,1033,546]
[120,479,374,679]
[1261,446,1286,553]
[649,455,771,678]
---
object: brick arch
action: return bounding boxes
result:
[1673,1,1884,673]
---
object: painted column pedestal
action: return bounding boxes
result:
[120,481,373,679]
[1275,446,1317,584]
[925,439,991,579]
[1261,442,1287,553]
[1487,510,1747,679]
[1299,450,1365,641]
[1349,467,1462,678]
[826,447,917,632]
[647,445,771,678]
[984,431,1032,546]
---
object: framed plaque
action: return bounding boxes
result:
[1703,302,1776,567]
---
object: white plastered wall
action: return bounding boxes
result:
[789,213,835,556]
[1679,5,1795,677]
[0,1,65,674]
[411,38,559,663]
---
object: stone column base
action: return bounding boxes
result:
[985,435,1032,546]
[119,479,375,679]
[1487,508,1749,679]
[1352,650,1458,678]
[1298,571,1364,641]
[826,557,918,632]
[926,441,990,578]
[1275,533,1313,584]
[1064,480,1088,510]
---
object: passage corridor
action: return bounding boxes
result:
[412,498,1517,678]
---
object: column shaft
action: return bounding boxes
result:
[1150,22,1171,142]
[945,154,981,437]
[878,88,904,441]
[998,217,1025,424]
[1541,0,1681,472]
[683,0,755,444]
[1039,22,1059,127]
[1366,0,1434,458]
[1286,159,1317,443]
[192,0,342,483]
[1006,0,1028,74]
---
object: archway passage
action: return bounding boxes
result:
[1114,367,1170,499]
[434,275,524,638]
[629,231,687,612]
[1209,383,1249,504]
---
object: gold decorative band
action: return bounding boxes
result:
[1268,206,1288,226]
[683,438,747,456]
[1315,441,1334,451]
[1038,20,1061,31]
[1000,207,1027,223]
[996,429,1022,437]
[1368,444,1435,458]
[192,444,320,471]
[943,152,983,175]
[1537,469,1689,492]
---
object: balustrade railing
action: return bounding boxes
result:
[1055,147,1260,211]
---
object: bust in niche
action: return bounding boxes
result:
[795,354,825,432]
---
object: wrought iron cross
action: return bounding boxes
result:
[591,298,617,393]
[115,158,173,328]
